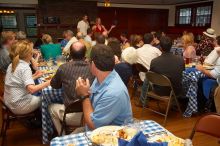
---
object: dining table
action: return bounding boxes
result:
[50,120,172,146]
[182,64,217,117]
[38,66,63,144]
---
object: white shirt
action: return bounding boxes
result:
[77,20,90,36]
[205,46,220,79]
[136,44,162,70]
[4,60,35,111]
[63,37,78,54]
[136,44,162,81]
[205,47,220,65]
[84,35,92,43]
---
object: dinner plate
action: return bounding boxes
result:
[90,126,137,146]
[203,65,214,70]
[148,133,185,146]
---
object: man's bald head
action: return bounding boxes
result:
[70,41,86,60]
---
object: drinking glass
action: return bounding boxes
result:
[56,55,66,66]
[46,58,53,68]
[192,57,199,67]
[123,118,142,131]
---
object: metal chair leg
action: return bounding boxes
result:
[174,96,182,114]
[164,97,172,126]
[2,114,9,146]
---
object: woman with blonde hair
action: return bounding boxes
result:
[182,32,196,59]
[40,34,62,60]
[4,40,50,115]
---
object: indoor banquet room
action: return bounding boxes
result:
[0,0,220,145]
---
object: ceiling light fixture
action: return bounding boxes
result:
[104,0,111,7]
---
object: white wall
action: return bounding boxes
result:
[97,3,175,26]
[211,0,220,35]
[0,0,38,4]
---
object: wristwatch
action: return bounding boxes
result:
[81,95,90,100]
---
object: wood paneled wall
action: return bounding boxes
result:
[37,1,169,40]
[98,7,169,38]
[37,0,97,41]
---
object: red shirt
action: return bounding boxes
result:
[94,24,105,33]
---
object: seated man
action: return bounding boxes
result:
[60,30,74,48]
[75,44,133,130]
[49,41,94,135]
[136,33,161,106]
[0,31,16,73]
[150,36,185,96]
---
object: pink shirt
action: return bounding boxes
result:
[183,45,196,59]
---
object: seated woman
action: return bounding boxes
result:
[182,32,196,60]
[4,40,50,115]
[197,36,220,79]
[108,38,136,86]
[40,34,62,60]
[182,36,220,117]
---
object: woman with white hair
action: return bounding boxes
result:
[115,47,137,86]
[16,31,27,40]
[107,38,137,86]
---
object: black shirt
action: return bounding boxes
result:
[150,52,185,96]
[115,62,133,86]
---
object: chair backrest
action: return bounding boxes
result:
[194,114,220,138]
[135,63,148,73]
[146,71,172,87]
[65,99,83,114]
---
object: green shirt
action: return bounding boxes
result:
[40,44,62,60]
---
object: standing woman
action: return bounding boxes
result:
[92,17,115,35]
[4,40,50,115]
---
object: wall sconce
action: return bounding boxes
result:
[104,0,111,7]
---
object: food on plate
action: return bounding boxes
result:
[90,126,137,146]
[66,144,75,146]
[92,132,118,145]
[44,74,54,80]
[117,128,137,140]
[38,62,47,66]
[148,134,185,146]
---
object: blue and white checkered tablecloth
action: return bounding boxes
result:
[182,68,206,117]
[50,120,166,146]
[38,66,63,144]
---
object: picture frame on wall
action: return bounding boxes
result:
[43,16,60,24]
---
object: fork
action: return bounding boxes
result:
[84,132,100,146]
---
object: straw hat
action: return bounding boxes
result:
[203,28,216,38]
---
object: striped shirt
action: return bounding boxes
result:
[4,60,35,111]
[50,60,94,107]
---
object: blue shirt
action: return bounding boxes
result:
[60,39,68,48]
[90,70,132,128]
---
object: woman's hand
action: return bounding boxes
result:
[33,70,45,79]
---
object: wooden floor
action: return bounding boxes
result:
[0,90,219,146]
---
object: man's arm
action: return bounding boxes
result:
[75,78,94,129]
[196,65,213,78]
[82,98,95,129]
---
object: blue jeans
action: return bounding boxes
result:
[140,78,149,107]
